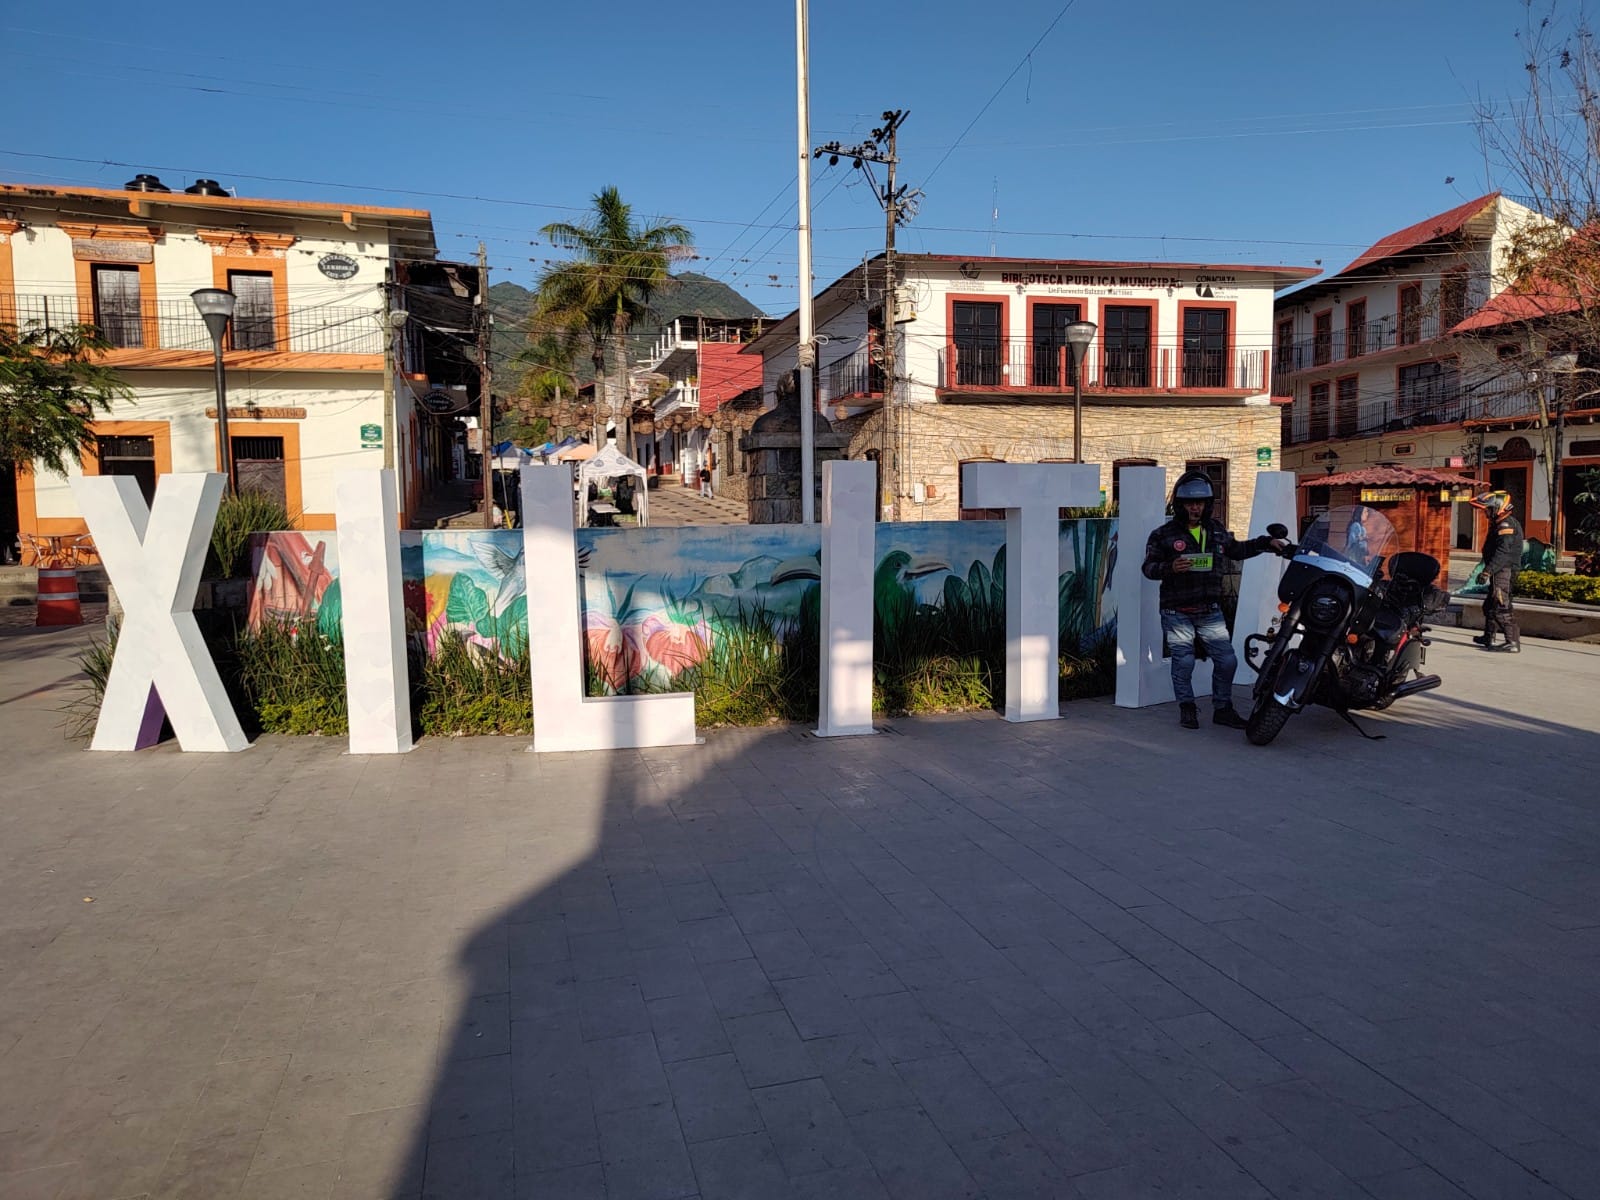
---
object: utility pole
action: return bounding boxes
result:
[882,115,901,522]
[477,242,494,529]
[815,110,915,520]
[796,0,817,523]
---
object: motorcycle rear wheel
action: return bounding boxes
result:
[1246,700,1293,745]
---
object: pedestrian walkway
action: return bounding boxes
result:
[409,479,484,530]
[2,626,1597,1198]
[646,478,750,526]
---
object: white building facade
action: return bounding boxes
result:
[2,175,442,543]
[744,254,1317,526]
[1272,193,1575,547]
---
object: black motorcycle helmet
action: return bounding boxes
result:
[1170,469,1216,522]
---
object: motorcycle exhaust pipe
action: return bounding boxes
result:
[1390,674,1442,701]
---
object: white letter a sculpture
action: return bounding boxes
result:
[74,473,248,752]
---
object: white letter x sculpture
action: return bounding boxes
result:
[74,473,248,752]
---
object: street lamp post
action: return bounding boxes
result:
[1064,321,1098,464]
[191,288,238,493]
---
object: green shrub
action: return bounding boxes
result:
[675,599,819,727]
[235,618,348,735]
[876,655,992,715]
[1514,571,1600,604]
[61,619,119,739]
[419,631,532,735]
[209,490,295,579]
[1060,636,1117,701]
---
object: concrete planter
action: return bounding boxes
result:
[1453,595,1600,642]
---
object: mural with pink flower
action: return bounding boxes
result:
[247,517,1117,705]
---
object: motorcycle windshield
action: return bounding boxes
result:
[1299,504,1399,580]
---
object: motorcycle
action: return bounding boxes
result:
[1242,505,1449,746]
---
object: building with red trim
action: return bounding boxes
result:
[1,175,476,552]
[1271,193,1598,548]
[742,253,1316,525]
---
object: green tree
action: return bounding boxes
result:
[1,323,130,474]
[534,187,693,439]
[518,333,580,406]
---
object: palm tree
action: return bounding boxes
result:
[534,187,693,445]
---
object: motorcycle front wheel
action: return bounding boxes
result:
[1246,699,1293,745]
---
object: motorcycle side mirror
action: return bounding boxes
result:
[1266,523,1289,539]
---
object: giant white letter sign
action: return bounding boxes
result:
[335,470,413,754]
[1230,471,1296,688]
[816,460,876,737]
[1113,466,1182,709]
[961,462,1103,722]
[521,464,698,753]
[74,472,248,752]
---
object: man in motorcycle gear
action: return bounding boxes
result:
[1143,471,1288,729]
[1471,489,1523,653]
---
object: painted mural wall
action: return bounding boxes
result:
[246,519,1118,696]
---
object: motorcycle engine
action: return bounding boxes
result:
[1341,662,1385,707]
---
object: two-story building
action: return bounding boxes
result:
[741,254,1318,526]
[1273,193,1566,547]
[1,174,465,548]
[640,316,766,495]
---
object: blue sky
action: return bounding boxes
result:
[0,1,1579,313]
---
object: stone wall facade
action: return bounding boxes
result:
[710,429,750,503]
[864,401,1281,530]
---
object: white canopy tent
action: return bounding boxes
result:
[577,442,650,527]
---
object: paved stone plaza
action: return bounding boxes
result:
[1,622,1597,1199]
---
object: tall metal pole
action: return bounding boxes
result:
[1073,364,1083,466]
[478,242,494,529]
[883,119,900,521]
[213,339,235,493]
[796,0,816,523]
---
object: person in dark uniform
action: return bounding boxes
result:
[1471,489,1523,653]
[1142,471,1288,729]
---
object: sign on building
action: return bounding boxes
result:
[360,423,383,449]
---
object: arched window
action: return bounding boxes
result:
[1498,436,1535,462]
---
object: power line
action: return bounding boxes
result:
[918,0,1079,191]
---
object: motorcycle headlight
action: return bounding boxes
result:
[1306,592,1346,629]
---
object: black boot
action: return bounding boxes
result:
[1213,706,1248,730]
[1472,633,1496,647]
[1179,703,1199,730]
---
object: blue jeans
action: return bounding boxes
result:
[1161,605,1237,707]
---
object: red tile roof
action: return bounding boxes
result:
[1341,193,1501,277]
[1301,465,1482,489]
[1453,225,1600,333]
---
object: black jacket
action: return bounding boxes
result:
[1143,516,1273,609]
[1481,513,1524,575]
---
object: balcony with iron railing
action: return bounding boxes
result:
[0,292,385,360]
[1283,373,1561,446]
[821,347,887,405]
[1272,312,1450,392]
[935,342,1268,397]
